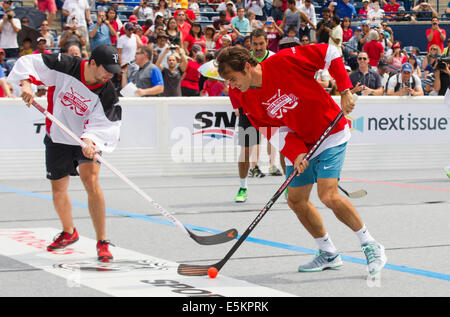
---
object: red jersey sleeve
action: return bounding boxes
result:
[228,86,242,110]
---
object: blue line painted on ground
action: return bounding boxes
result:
[2,186,450,282]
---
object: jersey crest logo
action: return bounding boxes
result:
[59,87,92,116]
[262,89,299,119]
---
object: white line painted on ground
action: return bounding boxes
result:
[0,228,294,297]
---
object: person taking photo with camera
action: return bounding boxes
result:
[433,56,450,96]
[89,10,118,50]
[426,16,446,53]
[0,8,21,58]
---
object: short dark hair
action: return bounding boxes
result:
[217,46,258,77]
[250,28,267,42]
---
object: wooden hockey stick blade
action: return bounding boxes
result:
[338,185,367,199]
[188,228,238,245]
[346,189,368,198]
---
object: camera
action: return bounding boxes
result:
[7,14,12,20]
[436,56,450,70]
[169,44,176,51]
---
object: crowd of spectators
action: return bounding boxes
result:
[0,0,448,98]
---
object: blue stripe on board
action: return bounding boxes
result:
[1,186,449,282]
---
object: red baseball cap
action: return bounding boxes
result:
[129,15,138,23]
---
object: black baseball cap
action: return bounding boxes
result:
[90,44,121,74]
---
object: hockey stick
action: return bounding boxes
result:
[178,111,345,276]
[31,101,237,245]
[338,185,367,199]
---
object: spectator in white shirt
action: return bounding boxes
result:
[62,0,93,50]
[245,0,265,21]
[299,0,317,28]
[133,0,154,20]
[0,9,21,58]
[117,23,142,65]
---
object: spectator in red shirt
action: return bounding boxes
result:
[341,17,353,43]
[358,0,370,19]
[183,22,207,54]
[176,10,192,44]
[383,0,400,18]
[363,30,384,69]
[174,8,196,24]
[181,45,205,96]
[426,16,447,53]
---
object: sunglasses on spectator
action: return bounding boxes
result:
[358,57,368,60]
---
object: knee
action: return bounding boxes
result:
[287,194,309,216]
[80,174,100,193]
[318,191,340,209]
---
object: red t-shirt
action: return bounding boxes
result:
[426,28,446,52]
[228,44,352,164]
[178,21,192,42]
[342,28,353,43]
[183,33,206,53]
[383,2,400,14]
[363,40,384,67]
[180,60,201,90]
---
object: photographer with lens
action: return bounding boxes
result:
[0,9,21,58]
[89,10,118,50]
[433,56,450,96]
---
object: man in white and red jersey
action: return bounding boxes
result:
[7,44,122,262]
[217,44,387,276]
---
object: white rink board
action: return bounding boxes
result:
[0,96,448,179]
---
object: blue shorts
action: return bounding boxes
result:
[286,143,347,187]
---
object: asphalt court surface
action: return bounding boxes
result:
[0,168,449,298]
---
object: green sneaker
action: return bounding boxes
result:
[234,187,248,203]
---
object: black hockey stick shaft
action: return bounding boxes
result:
[32,101,238,245]
[178,112,345,276]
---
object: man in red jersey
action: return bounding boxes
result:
[217,44,387,276]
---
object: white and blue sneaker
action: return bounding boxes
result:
[298,250,343,272]
[362,241,387,276]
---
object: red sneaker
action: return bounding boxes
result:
[47,228,79,251]
[97,240,114,262]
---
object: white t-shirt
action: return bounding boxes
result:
[63,0,89,27]
[117,34,138,64]
[329,25,343,56]
[0,18,21,49]
[387,73,421,95]
[134,6,154,20]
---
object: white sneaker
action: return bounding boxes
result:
[362,242,387,276]
[298,250,343,272]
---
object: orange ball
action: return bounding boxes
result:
[207,267,218,278]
